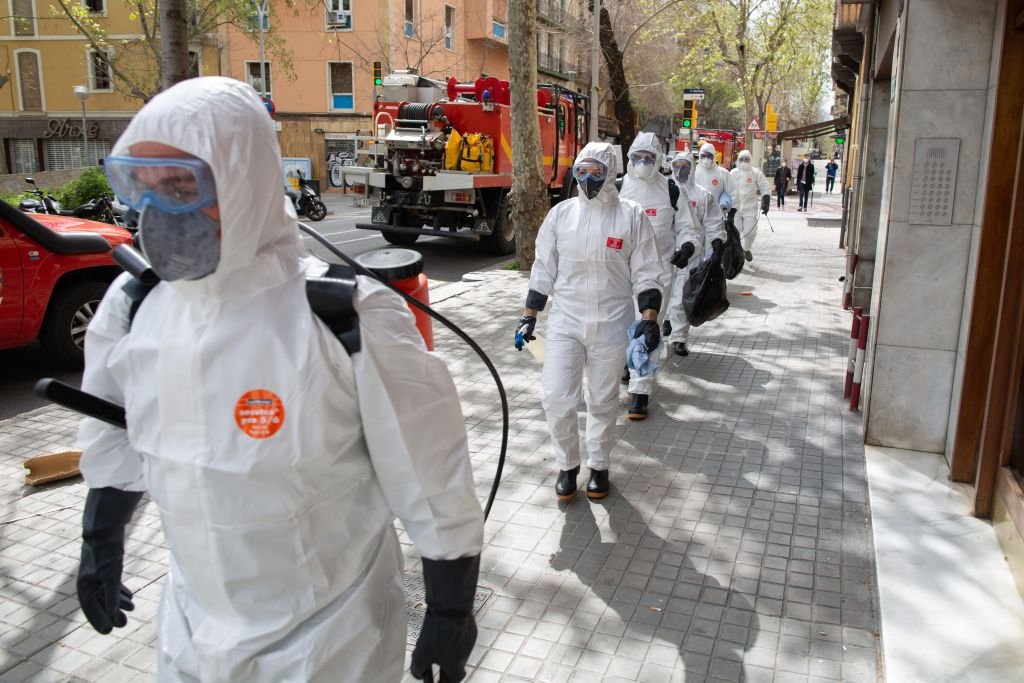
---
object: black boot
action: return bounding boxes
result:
[586,469,610,499]
[672,341,689,357]
[621,363,631,385]
[627,393,648,421]
[555,465,580,501]
[662,320,672,337]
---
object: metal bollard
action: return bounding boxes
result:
[850,313,869,411]
[844,307,862,398]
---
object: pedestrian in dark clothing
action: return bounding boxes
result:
[796,156,815,212]
[825,160,839,194]
[774,160,792,209]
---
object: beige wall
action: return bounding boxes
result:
[863,0,1002,454]
[0,0,218,116]
[221,0,510,117]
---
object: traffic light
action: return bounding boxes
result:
[372,61,383,86]
[833,127,846,145]
[765,103,778,132]
[682,100,697,129]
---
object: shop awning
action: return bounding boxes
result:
[777,116,850,141]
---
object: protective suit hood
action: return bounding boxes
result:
[673,155,697,192]
[626,132,663,183]
[112,77,301,298]
[575,141,619,205]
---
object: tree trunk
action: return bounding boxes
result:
[160,0,190,90]
[595,2,636,153]
[508,0,549,271]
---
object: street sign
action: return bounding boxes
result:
[262,96,276,117]
[747,118,761,130]
[683,87,705,101]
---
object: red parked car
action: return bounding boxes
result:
[0,199,134,367]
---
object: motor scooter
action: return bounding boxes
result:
[288,173,327,221]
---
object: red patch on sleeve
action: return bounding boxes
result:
[711,179,719,186]
[645,208,657,217]
[606,237,623,250]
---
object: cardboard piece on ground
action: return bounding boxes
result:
[24,450,83,486]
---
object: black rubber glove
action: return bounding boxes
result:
[634,319,661,353]
[727,208,737,229]
[78,487,143,634]
[411,555,480,682]
[669,242,696,269]
[515,315,537,349]
[761,194,770,215]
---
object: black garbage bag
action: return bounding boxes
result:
[721,208,745,280]
[682,254,730,327]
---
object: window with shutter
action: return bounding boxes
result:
[10,139,38,174]
[329,62,354,111]
[15,51,42,111]
[12,0,35,36]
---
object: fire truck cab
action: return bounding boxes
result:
[354,73,589,254]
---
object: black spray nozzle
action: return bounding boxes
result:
[34,378,127,429]
[112,244,159,286]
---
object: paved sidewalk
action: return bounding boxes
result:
[0,193,882,682]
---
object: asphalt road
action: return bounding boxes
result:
[0,194,513,421]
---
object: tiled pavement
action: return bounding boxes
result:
[0,194,882,682]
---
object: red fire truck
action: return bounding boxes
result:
[354,74,589,254]
[675,129,743,166]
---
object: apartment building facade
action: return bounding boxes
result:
[0,0,218,175]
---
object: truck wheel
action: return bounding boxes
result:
[382,230,419,246]
[485,193,516,255]
[39,280,109,369]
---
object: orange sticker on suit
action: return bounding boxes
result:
[235,389,285,439]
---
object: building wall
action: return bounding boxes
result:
[863,0,1001,454]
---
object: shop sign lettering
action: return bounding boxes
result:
[42,118,99,139]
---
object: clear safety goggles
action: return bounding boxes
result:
[699,151,715,160]
[670,157,693,172]
[628,151,657,165]
[572,160,608,181]
[105,155,217,214]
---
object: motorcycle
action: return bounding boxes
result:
[18,177,126,228]
[18,177,62,214]
[289,174,327,222]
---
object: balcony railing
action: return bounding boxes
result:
[538,51,569,76]
[537,0,573,25]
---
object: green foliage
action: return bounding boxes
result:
[503,261,521,271]
[55,167,113,208]
[0,169,111,211]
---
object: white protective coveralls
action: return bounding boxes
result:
[694,143,735,209]
[619,132,675,395]
[529,142,662,471]
[667,160,726,345]
[77,77,484,683]
[729,154,771,252]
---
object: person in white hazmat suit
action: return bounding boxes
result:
[665,155,727,357]
[74,77,484,683]
[694,142,735,211]
[729,149,772,262]
[516,142,663,501]
[617,132,676,420]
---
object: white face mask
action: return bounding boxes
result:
[699,157,714,170]
[738,160,752,171]
[632,163,655,180]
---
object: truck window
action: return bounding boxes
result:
[558,104,567,140]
